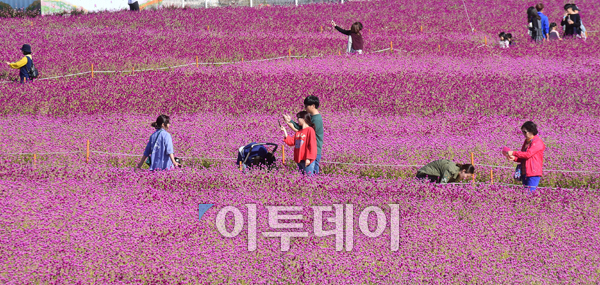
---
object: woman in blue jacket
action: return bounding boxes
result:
[5,44,34,84]
[137,115,181,171]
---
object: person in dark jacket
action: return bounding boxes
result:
[527,7,544,42]
[331,20,364,54]
[128,0,140,11]
[505,121,546,193]
[561,4,582,37]
[5,44,33,84]
[416,159,475,184]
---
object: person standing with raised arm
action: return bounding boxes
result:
[280,111,318,176]
[283,96,324,174]
[5,44,34,84]
[331,20,364,54]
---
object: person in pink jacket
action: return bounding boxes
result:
[505,121,546,193]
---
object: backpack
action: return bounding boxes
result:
[26,56,39,79]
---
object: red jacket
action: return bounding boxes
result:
[284,127,317,164]
[513,135,545,177]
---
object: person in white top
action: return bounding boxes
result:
[128,0,139,11]
[498,32,510,48]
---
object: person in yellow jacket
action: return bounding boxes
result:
[5,44,34,84]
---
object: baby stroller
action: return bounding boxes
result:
[236,142,278,171]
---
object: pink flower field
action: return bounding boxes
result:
[1,0,600,283]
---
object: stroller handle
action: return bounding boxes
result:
[242,143,279,165]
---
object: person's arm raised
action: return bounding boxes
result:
[283,114,300,131]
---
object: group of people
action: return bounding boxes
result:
[520,3,586,45]
[416,121,546,193]
[140,105,546,192]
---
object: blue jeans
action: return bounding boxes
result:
[297,160,315,176]
[522,176,541,193]
[313,154,322,175]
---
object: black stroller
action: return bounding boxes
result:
[236,142,278,170]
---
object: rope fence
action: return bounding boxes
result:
[0,47,399,84]
[6,146,600,175]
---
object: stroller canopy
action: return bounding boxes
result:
[237,142,269,166]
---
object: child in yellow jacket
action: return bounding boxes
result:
[5,44,34,84]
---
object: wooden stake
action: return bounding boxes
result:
[132,67,134,74]
[338,50,341,56]
[484,36,487,45]
[420,25,423,32]
[288,49,291,60]
[282,145,285,165]
[196,56,198,68]
[239,161,242,171]
[91,64,94,78]
[470,152,475,182]
[242,57,244,63]
[320,26,323,32]
[33,153,36,166]
[86,140,90,163]
[438,45,441,52]
[491,169,494,184]
[390,41,393,52]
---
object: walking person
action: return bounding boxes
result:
[416,159,475,184]
[137,115,181,171]
[504,121,546,193]
[535,3,550,41]
[280,111,318,176]
[5,44,34,84]
[527,7,544,42]
[128,0,140,11]
[283,96,324,174]
[331,20,364,54]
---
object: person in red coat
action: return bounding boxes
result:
[280,111,317,175]
[506,121,546,193]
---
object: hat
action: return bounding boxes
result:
[20,44,32,53]
[571,5,580,11]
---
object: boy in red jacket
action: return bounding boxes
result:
[280,111,317,175]
[506,121,546,193]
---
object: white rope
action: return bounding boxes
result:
[5,151,81,155]
[474,163,600,174]
[322,160,420,168]
[4,151,600,174]
[0,50,394,84]
[461,0,475,32]
[90,151,139,157]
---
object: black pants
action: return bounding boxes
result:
[416,173,439,183]
[129,2,139,11]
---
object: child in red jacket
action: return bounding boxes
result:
[280,111,317,175]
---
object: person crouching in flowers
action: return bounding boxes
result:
[137,114,181,171]
[416,159,475,184]
[280,111,317,175]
